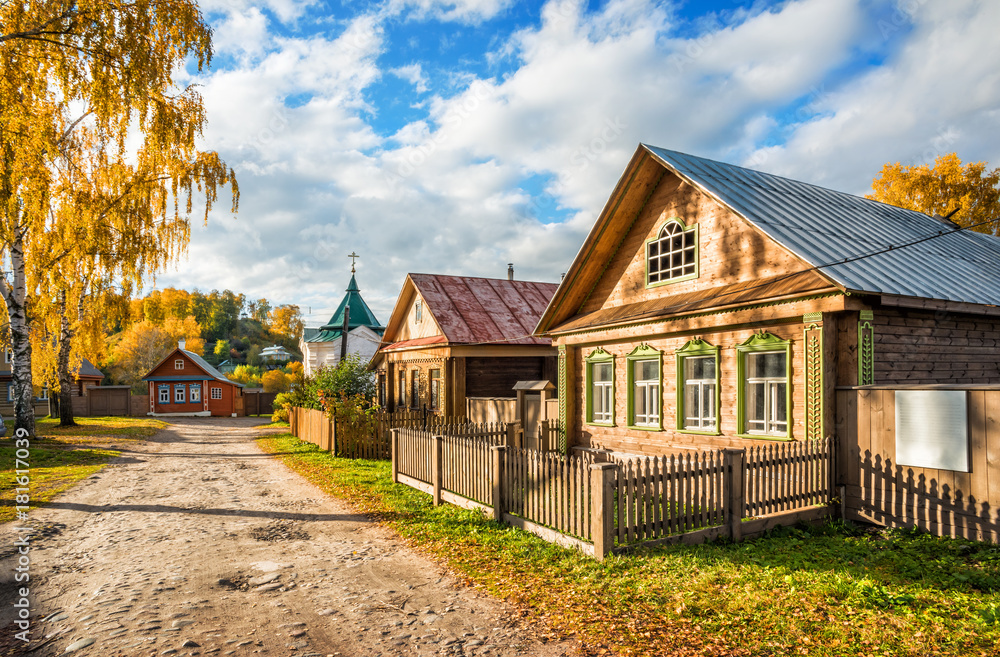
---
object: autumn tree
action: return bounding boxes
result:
[261,370,292,394]
[0,1,237,433]
[269,304,305,342]
[867,153,1000,234]
[106,321,174,392]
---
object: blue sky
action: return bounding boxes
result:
[162,0,1000,326]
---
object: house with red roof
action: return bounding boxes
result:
[142,340,244,417]
[369,271,559,417]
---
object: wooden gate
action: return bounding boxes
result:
[88,387,130,416]
[243,391,277,416]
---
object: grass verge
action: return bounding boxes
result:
[1,416,166,524]
[257,433,1000,657]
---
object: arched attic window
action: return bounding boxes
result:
[646,219,698,286]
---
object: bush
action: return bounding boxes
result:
[271,353,375,420]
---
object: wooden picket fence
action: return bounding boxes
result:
[611,451,726,545]
[503,447,596,541]
[289,407,470,460]
[391,426,836,560]
[744,439,833,517]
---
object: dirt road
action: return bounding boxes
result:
[0,418,579,657]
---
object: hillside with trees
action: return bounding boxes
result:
[102,288,304,391]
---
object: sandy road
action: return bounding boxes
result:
[0,418,579,657]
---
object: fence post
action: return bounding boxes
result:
[724,448,746,542]
[590,463,617,561]
[505,421,522,448]
[330,414,338,455]
[391,429,400,483]
[491,445,505,522]
[432,435,444,506]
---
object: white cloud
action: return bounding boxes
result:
[390,63,429,94]
[386,0,513,24]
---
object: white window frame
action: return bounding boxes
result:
[211,387,222,400]
[745,351,788,436]
[632,364,660,427]
[174,385,186,403]
[591,362,614,424]
[4,349,12,364]
[174,359,184,370]
[683,356,717,432]
[190,385,201,403]
[158,386,170,404]
[646,219,697,286]
[429,369,440,410]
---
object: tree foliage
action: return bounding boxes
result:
[268,304,304,341]
[867,153,1000,234]
[0,0,238,433]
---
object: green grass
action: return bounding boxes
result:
[257,432,1000,657]
[1,416,167,524]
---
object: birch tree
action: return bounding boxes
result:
[0,1,238,433]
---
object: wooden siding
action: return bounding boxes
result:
[571,321,808,455]
[579,173,814,316]
[873,307,1000,384]
[836,387,1000,541]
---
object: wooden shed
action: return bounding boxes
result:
[142,341,243,417]
[369,273,559,417]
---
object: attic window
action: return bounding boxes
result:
[647,219,697,286]
[174,359,185,370]
[415,299,422,323]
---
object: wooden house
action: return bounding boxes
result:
[535,144,1000,458]
[1,348,98,416]
[142,341,244,416]
[300,273,384,376]
[369,273,559,417]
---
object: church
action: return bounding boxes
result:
[299,258,384,376]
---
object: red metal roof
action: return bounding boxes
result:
[382,335,449,351]
[409,274,558,346]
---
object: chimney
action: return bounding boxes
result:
[179,339,186,351]
[507,263,514,281]
[560,272,565,281]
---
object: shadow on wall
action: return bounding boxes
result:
[855,450,1000,542]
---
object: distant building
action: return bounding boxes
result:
[142,340,244,417]
[300,271,384,376]
[260,345,294,363]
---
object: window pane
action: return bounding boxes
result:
[703,382,716,427]
[748,351,786,379]
[593,362,611,382]
[747,381,765,423]
[774,382,787,423]
[636,359,658,381]
[685,356,714,380]
[684,382,699,424]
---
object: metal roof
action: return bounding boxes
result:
[409,274,558,345]
[643,145,1000,307]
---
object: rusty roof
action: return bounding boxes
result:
[550,271,836,335]
[409,274,558,346]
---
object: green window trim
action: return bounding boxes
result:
[736,331,793,441]
[626,344,663,431]
[645,217,699,288]
[675,338,721,436]
[585,348,616,427]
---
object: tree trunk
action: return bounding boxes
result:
[57,290,77,427]
[5,226,36,436]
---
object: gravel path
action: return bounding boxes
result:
[0,418,579,657]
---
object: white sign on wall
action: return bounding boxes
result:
[895,390,970,472]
